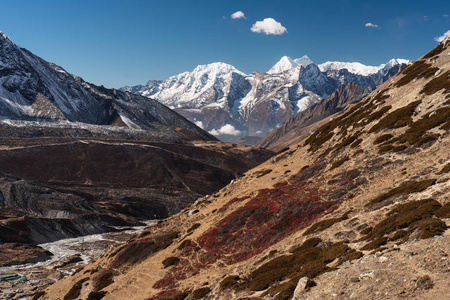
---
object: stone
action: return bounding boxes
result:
[188,209,199,216]
[292,277,315,299]
[359,270,375,280]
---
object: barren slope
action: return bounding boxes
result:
[41,40,450,300]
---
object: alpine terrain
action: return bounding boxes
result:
[0,30,274,284]
[122,55,409,141]
[44,38,450,300]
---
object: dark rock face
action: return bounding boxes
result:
[257,82,367,151]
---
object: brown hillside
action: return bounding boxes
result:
[257,82,368,152]
[42,40,450,300]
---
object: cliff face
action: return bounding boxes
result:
[43,42,450,300]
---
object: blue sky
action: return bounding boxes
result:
[1,0,449,88]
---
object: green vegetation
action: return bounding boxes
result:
[366,179,436,207]
[63,278,89,300]
[162,256,180,268]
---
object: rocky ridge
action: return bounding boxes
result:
[42,39,450,300]
[257,82,368,151]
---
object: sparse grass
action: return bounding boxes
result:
[434,203,450,218]
[395,60,439,88]
[31,291,46,300]
[276,147,290,154]
[437,163,450,175]
[395,107,449,147]
[350,139,363,148]
[63,278,89,300]
[256,169,273,178]
[415,218,447,239]
[93,270,115,292]
[86,291,107,300]
[353,149,363,156]
[220,275,240,289]
[374,134,394,144]
[369,100,421,133]
[421,70,450,95]
[111,232,180,268]
[241,238,361,296]
[163,257,180,268]
[361,199,446,248]
[330,156,349,170]
[361,237,388,251]
[187,223,201,233]
[366,179,436,207]
[192,287,211,299]
[422,43,446,59]
[303,211,351,235]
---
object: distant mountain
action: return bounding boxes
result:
[0,31,212,142]
[257,82,368,151]
[122,56,409,141]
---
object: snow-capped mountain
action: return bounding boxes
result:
[267,55,314,74]
[0,31,213,141]
[122,56,409,141]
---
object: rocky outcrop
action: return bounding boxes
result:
[257,82,367,151]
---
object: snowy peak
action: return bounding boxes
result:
[318,61,380,76]
[383,58,411,70]
[267,55,314,74]
[293,55,314,67]
[318,59,410,76]
[192,62,245,76]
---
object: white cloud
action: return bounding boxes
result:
[251,18,287,35]
[209,124,242,136]
[194,120,204,129]
[231,11,246,19]
[424,16,429,21]
[434,30,450,42]
[365,22,381,29]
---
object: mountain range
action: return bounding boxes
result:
[122,55,409,141]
